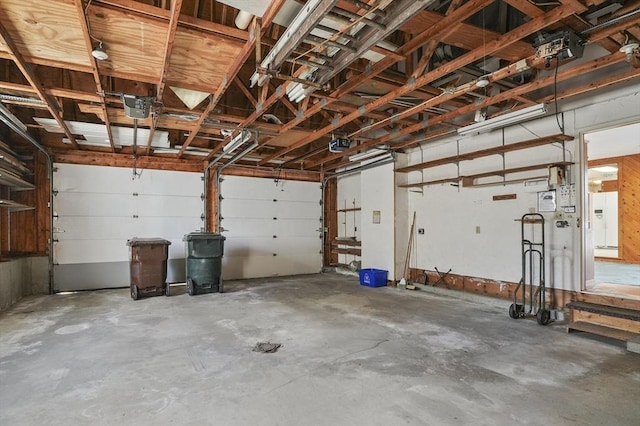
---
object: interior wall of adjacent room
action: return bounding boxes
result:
[406,82,640,292]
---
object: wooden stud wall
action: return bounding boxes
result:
[619,154,640,264]
[1,150,49,256]
[323,178,338,267]
[591,153,640,264]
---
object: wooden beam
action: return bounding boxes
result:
[0,21,79,148]
[315,52,628,171]
[234,76,258,107]
[262,5,578,166]
[266,0,338,71]
[95,0,248,40]
[52,149,203,172]
[261,0,287,31]
[0,82,99,103]
[178,18,258,158]
[74,0,115,153]
[156,0,183,101]
[396,134,573,173]
[411,0,464,79]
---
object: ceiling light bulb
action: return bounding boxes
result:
[92,41,109,60]
[476,77,490,88]
[619,42,639,61]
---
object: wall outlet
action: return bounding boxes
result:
[418,228,425,235]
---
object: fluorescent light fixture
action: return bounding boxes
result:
[351,152,394,164]
[457,103,548,137]
[591,166,618,173]
[223,129,252,153]
[349,147,390,162]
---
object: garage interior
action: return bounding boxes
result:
[1,0,639,423]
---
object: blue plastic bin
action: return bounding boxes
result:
[359,268,388,287]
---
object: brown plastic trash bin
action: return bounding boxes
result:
[127,238,171,300]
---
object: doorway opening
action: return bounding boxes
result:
[583,122,640,300]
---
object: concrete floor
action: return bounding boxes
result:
[1,273,639,425]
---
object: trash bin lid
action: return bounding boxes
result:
[183,232,226,241]
[127,237,172,246]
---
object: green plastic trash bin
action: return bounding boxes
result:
[127,238,171,300]
[182,232,225,296]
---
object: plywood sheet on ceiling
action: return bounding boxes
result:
[166,27,245,92]
[266,129,322,148]
[401,11,533,62]
[0,0,91,67]
[89,5,166,84]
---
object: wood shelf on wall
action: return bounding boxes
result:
[331,239,361,256]
[396,133,574,174]
[0,170,35,191]
[0,199,35,212]
[396,133,574,188]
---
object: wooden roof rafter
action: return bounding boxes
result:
[180,0,287,159]
[73,0,115,153]
[0,21,79,148]
[314,51,629,171]
[259,3,579,166]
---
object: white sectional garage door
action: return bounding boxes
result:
[52,164,203,291]
[220,176,322,279]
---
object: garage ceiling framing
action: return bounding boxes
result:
[0,0,638,175]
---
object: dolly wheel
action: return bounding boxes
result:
[165,283,170,297]
[536,309,551,325]
[131,285,139,300]
[509,303,519,319]
[187,278,194,296]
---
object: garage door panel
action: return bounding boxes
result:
[220,199,319,219]
[55,239,130,264]
[53,164,202,291]
[129,217,202,237]
[224,236,319,254]
[53,192,137,216]
[54,164,137,193]
[137,171,203,196]
[54,216,138,240]
[135,195,203,217]
[222,176,319,200]
[219,176,321,279]
[223,253,321,279]
[221,218,319,237]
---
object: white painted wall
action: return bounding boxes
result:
[337,82,640,292]
[361,162,396,277]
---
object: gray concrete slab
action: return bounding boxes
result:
[1,272,639,425]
